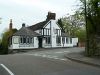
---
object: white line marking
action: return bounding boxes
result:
[0,64,14,75]
[63,51,70,53]
[55,51,70,54]
[25,53,68,61]
[42,55,47,57]
[34,54,41,56]
[53,57,60,59]
[55,52,64,53]
[60,59,67,61]
[46,55,58,58]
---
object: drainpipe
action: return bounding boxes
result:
[50,21,52,48]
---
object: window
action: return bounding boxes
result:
[46,37,51,44]
[47,29,50,35]
[56,36,61,44]
[27,38,30,43]
[56,29,61,36]
[62,37,65,44]
[48,37,51,44]
[20,37,23,43]
[13,37,19,44]
[32,38,34,44]
[44,29,46,35]
[70,38,72,44]
[23,37,26,43]
[30,38,34,44]
[66,38,68,43]
[20,37,34,44]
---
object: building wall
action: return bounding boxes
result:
[9,36,38,49]
[42,38,51,48]
[72,38,78,47]
[51,20,61,48]
[9,20,78,49]
[51,20,73,48]
[43,20,73,48]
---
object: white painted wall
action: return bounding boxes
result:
[9,20,77,49]
[51,20,60,48]
[45,22,50,28]
[9,36,39,49]
[34,20,73,48]
[63,37,73,47]
[50,20,73,48]
[72,38,78,46]
[11,36,19,49]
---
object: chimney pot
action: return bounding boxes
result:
[22,23,25,27]
[9,19,13,30]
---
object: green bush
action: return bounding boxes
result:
[0,29,17,54]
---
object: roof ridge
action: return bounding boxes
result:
[28,20,50,31]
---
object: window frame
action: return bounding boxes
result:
[62,37,65,44]
[45,36,51,44]
[13,36,19,44]
[56,36,61,45]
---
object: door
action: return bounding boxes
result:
[38,37,42,48]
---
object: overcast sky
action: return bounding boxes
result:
[0,0,80,34]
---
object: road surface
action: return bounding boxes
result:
[0,47,100,75]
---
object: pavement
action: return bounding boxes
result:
[65,49,100,68]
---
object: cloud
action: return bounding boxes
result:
[10,0,39,6]
[10,0,65,12]
[0,0,79,34]
[0,0,77,15]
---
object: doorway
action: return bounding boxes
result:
[38,37,42,48]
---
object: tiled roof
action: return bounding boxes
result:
[28,20,49,31]
[13,27,40,37]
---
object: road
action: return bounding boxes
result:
[0,47,100,75]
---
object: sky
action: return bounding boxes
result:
[0,0,80,34]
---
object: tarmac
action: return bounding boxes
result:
[65,50,100,68]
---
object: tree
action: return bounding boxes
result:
[76,28,86,46]
[0,29,17,54]
[61,11,85,37]
[80,0,100,56]
[57,19,65,32]
[57,12,86,46]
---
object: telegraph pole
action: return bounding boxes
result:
[84,0,89,55]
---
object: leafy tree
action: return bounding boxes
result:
[76,28,86,42]
[0,29,17,54]
[57,19,65,32]
[61,11,86,42]
[79,0,100,56]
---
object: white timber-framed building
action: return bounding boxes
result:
[9,12,78,50]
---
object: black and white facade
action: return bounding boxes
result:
[9,12,78,49]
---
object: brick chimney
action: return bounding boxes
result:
[9,19,12,30]
[46,12,56,20]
